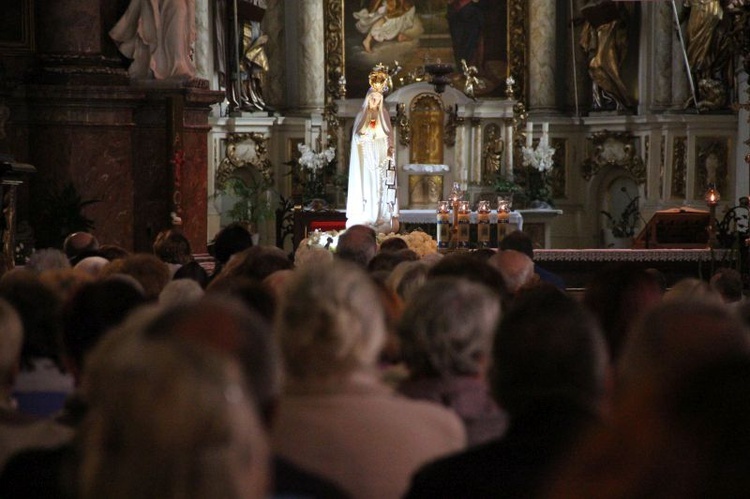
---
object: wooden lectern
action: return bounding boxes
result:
[0,156,36,267]
[632,207,710,249]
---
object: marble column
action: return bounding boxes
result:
[652,2,674,109]
[264,0,286,108]
[296,0,325,112]
[528,0,557,112]
[194,0,214,82]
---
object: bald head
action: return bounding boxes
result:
[63,232,100,261]
[489,249,535,295]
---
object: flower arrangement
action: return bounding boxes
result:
[295,228,438,261]
[296,143,336,203]
[378,230,438,257]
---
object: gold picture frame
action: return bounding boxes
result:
[324,0,527,104]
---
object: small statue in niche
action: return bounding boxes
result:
[213,0,272,113]
[682,0,732,110]
[240,21,272,112]
[482,126,504,185]
[579,0,634,112]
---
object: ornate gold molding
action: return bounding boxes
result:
[215,132,273,190]
[581,131,646,184]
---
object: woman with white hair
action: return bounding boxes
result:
[272,260,465,499]
[397,277,507,446]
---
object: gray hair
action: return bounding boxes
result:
[618,300,750,392]
[386,260,431,302]
[398,277,501,377]
[26,248,71,273]
[275,260,386,382]
[488,249,535,294]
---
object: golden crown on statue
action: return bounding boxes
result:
[369,63,390,93]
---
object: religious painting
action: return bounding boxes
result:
[324,0,526,101]
[0,0,34,53]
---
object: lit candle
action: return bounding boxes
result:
[525,121,533,147]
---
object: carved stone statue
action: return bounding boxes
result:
[683,0,732,110]
[214,0,272,112]
[579,0,633,112]
[110,0,197,80]
[482,126,504,185]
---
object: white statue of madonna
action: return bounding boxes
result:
[346,66,399,233]
[110,0,196,80]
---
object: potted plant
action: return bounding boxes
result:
[601,195,640,248]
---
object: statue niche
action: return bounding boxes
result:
[409,94,444,165]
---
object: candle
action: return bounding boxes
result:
[525,121,533,147]
[541,122,549,146]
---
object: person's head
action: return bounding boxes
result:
[545,355,750,499]
[173,260,210,289]
[710,267,744,303]
[617,300,750,394]
[74,256,111,278]
[26,248,72,273]
[97,244,130,261]
[294,246,333,269]
[215,246,293,285]
[0,270,63,369]
[367,248,418,273]
[63,232,100,263]
[275,260,386,384]
[379,236,409,253]
[0,299,23,392]
[142,296,281,426]
[158,279,205,308]
[105,253,171,301]
[583,263,664,363]
[491,285,608,416]
[38,268,94,303]
[428,252,508,300]
[399,277,501,379]
[386,260,431,303]
[152,228,193,266]
[335,225,378,268]
[498,230,535,259]
[80,332,269,499]
[207,277,277,324]
[663,277,724,305]
[488,249,536,296]
[211,223,254,265]
[62,278,146,382]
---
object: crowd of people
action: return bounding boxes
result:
[1,223,750,498]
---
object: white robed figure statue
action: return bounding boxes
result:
[346,65,399,233]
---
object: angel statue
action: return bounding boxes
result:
[461,59,484,100]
